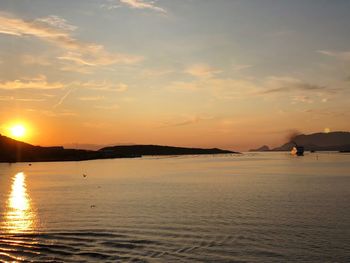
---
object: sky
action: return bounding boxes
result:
[0,0,349,151]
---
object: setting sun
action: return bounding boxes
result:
[10,124,26,139]
[1,121,32,142]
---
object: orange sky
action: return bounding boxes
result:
[1,1,350,151]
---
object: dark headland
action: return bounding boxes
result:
[249,131,350,152]
[0,134,237,163]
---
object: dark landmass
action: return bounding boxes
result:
[250,131,350,152]
[63,142,135,151]
[63,143,111,151]
[0,134,138,163]
[0,134,237,163]
[100,145,237,156]
[249,145,270,152]
[273,131,350,152]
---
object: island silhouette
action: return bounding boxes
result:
[250,131,350,152]
[0,134,237,163]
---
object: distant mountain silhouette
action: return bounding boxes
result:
[249,145,270,152]
[63,142,134,151]
[250,131,350,152]
[0,134,237,163]
[100,145,237,156]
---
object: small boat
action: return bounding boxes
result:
[291,141,304,156]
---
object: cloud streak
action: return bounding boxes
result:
[78,96,105,101]
[318,50,350,61]
[0,75,63,90]
[35,15,77,31]
[0,96,45,102]
[185,64,221,78]
[262,76,336,94]
[160,115,213,128]
[26,108,78,117]
[79,81,129,92]
[94,104,120,110]
[119,0,166,13]
[0,13,143,67]
[166,75,341,104]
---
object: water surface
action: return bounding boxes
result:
[0,152,349,262]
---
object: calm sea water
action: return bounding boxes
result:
[0,152,349,262]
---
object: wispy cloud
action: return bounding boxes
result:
[81,81,129,92]
[94,104,120,110]
[166,75,341,104]
[0,13,143,67]
[101,2,122,10]
[57,50,141,66]
[141,69,173,78]
[78,96,105,101]
[119,0,166,13]
[26,108,78,117]
[0,75,63,90]
[59,64,94,74]
[317,50,350,60]
[168,77,259,98]
[209,78,258,99]
[82,121,112,129]
[185,64,221,78]
[160,114,213,128]
[292,95,313,104]
[14,98,46,102]
[0,96,12,101]
[121,96,137,102]
[0,96,45,102]
[21,54,51,66]
[35,15,77,31]
[262,76,334,94]
[115,83,128,92]
[232,64,253,71]
[167,81,199,92]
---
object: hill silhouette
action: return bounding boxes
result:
[100,145,236,156]
[0,134,236,163]
[273,131,350,151]
[250,131,350,152]
[0,134,129,162]
[249,145,270,152]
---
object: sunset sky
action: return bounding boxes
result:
[0,0,349,150]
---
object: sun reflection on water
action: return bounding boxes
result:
[5,172,35,233]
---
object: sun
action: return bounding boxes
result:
[3,121,32,141]
[10,124,26,139]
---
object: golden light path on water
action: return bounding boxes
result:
[5,172,35,233]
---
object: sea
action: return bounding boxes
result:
[0,152,349,262]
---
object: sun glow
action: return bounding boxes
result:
[1,120,34,143]
[10,124,26,138]
[8,123,28,139]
